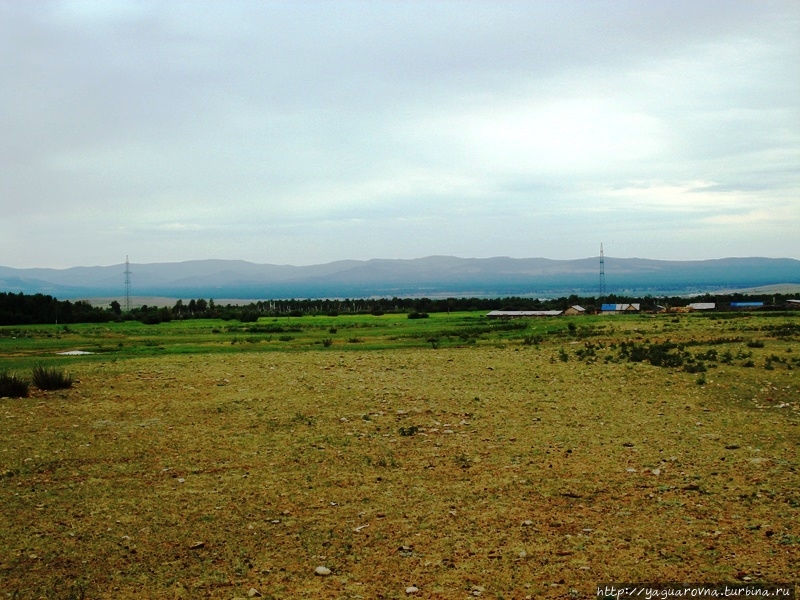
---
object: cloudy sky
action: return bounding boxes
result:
[1,1,798,269]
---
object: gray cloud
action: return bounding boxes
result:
[1,0,798,268]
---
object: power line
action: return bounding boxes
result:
[599,243,605,298]
[124,256,132,312]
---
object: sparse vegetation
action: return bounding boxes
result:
[0,371,29,397]
[31,363,73,390]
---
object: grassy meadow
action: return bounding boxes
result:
[1,311,799,599]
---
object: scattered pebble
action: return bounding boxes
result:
[315,566,331,576]
[247,588,262,597]
[405,586,419,595]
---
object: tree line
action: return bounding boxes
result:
[0,291,796,327]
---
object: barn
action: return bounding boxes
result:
[688,302,715,311]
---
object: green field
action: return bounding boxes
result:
[1,312,798,598]
[0,312,601,365]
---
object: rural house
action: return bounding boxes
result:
[601,303,640,314]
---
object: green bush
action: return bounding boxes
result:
[31,364,73,391]
[0,372,30,398]
[684,361,707,373]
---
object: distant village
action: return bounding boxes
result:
[487,299,800,319]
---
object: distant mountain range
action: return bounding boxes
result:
[1,256,799,300]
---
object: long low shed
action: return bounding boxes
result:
[486,310,563,318]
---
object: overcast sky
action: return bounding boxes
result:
[2,1,798,269]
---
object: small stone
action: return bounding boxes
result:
[315,566,331,576]
[651,468,661,475]
[405,586,419,595]
[188,541,205,549]
[521,520,534,526]
[247,588,262,597]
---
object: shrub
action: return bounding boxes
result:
[0,372,29,398]
[407,312,429,319]
[238,309,260,323]
[684,361,707,374]
[321,338,333,347]
[31,364,73,391]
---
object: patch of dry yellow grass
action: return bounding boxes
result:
[1,343,798,598]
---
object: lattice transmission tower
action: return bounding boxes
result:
[124,256,132,312]
[598,243,606,298]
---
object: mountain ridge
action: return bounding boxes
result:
[1,256,799,300]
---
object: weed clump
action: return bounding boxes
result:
[32,364,73,390]
[0,372,30,398]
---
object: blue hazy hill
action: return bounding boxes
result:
[1,256,799,299]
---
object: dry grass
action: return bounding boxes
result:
[1,318,799,599]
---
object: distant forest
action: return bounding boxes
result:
[1,291,798,327]
[0,292,793,326]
